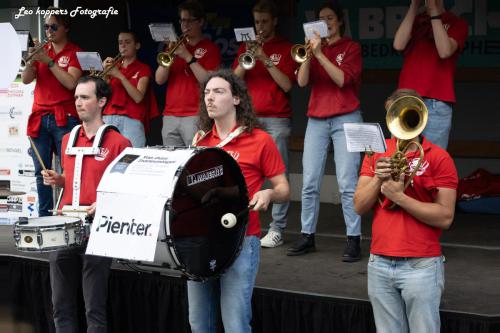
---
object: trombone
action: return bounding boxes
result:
[291,43,311,63]
[21,39,49,68]
[157,34,188,67]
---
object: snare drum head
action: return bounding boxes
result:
[17,216,81,227]
[169,147,248,279]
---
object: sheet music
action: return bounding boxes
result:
[303,20,328,39]
[234,27,256,42]
[149,23,177,42]
[344,123,387,153]
[76,52,103,71]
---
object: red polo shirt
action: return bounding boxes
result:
[232,36,296,118]
[59,127,131,208]
[398,12,468,103]
[307,37,362,118]
[104,59,158,128]
[163,39,221,117]
[360,137,458,257]
[28,42,82,137]
[197,126,285,236]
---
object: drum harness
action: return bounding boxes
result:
[192,126,246,148]
[65,124,118,219]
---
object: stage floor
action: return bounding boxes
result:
[1,202,499,318]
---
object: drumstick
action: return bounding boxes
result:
[28,137,48,171]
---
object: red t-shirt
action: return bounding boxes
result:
[359,137,458,257]
[163,39,221,117]
[197,126,286,236]
[59,127,131,207]
[104,59,154,124]
[398,12,468,103]
[307,37,362,118]
[28,42,83,137]
[232,36,296,118]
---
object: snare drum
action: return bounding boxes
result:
[110,147,249,280]
[13,216,87,252]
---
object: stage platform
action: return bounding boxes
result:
[0,202,499,332]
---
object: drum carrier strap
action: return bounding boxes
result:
[192,126,246,148]
[65,124,119,209]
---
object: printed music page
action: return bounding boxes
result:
[76,52,103,72]
[343,123,387,153]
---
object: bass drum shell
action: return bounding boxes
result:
[127,147,249,280]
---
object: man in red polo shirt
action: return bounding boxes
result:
[394,0,468,149]
[42,76,131,332]
[233,0,296,248]
[353,89,458,332]
[155,0,221,147]
[189,70,289,332]
[103,30,158,148]
[21,8,83,217]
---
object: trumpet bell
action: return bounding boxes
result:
[291,44,309,63]
[238,52,255,70]
[157,52,174,67]
[386,95,428,141]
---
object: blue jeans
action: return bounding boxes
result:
[103,114,145,148]
[162,115,198,147]
[259,117,291,231]
[187,236,260,333]
[301,111,362,236]
[422,98,452,149]
[368,254,444,333]
[30,114,79,217]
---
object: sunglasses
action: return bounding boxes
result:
[44,23,60,31]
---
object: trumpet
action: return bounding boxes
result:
[157,34,188,67]
[238,42,258,70]
[291,43,311,63]
[21,39,49,68]
[96,53,124,79]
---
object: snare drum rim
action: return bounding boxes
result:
[15,242,83,252]
[14,220,83,232]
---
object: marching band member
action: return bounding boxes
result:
[42,76,131,332]
[393,0,468,149]
[354,89,458,332]
[155,0,221,147]
[21,9,82,217]
[287,2,364,262]
[189,70,289,332]
[233,0,296,248]
[102,30,158,148]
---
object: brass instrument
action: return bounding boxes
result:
[157,34,188,67]
[383,95,428,206]
[238,42,258,70]
[96,53,124,79]
[21,39,49,68]
[291,43,311,63]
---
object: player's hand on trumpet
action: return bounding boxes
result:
[102,57,122,78]
[374,157,393,181]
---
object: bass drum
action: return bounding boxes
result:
[126,147,249,280]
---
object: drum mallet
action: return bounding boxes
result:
[221,204,255,228]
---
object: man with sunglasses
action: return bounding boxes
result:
[21,8,82,217]
[155,0,221,147]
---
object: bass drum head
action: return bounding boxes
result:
[169,147,249,280]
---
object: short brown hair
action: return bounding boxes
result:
[178,0,206,20]
[47,6,70,29]
[252,0,279,18]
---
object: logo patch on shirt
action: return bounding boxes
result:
[443,24,450,32]
[226,150,240,161]
[132,71,139,79]
[409,158,429,176]
[95,147,109,161]
[269,53,282,66]
[194,48,207,59]
[336,52,345,66]
[58,56,70,68]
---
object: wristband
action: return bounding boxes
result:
[187,57,197,65]
[47,59,55,68]
[430,14,442,20]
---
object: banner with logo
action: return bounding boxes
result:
[0,79,38,224]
